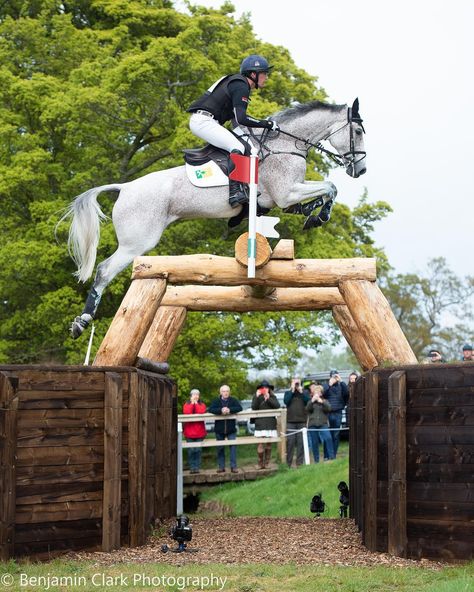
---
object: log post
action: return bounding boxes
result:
[235,232,272,269]
[94,278,166,366]
[138,306,187,363]
[339,280,417,366]
[332,304,378,371]
[363,372,378,552]
[388,370,407,557]
[0,373,18,561]
[102,372,123,552]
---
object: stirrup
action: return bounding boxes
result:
[229,193,248,207]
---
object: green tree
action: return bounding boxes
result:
[0,1,392,402]
[380,258,474,361]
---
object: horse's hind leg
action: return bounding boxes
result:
[71,239,159,339]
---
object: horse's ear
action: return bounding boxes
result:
[352,97,359,115]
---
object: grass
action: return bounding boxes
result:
[198,441,350,518]
[0,560,472,592]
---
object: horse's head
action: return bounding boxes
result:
[327,98,367,178]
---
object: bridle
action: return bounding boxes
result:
[248,106,366,169]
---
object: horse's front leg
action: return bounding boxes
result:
[283,180,337,214]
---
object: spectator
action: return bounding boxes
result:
[306,383,334,463]
[284,377,310,468]
[251,380,280,469]
[349,371,360,384]
[323,370,349,458]
[461,344,473,362]
[427,349,445,363]
[182,389,207,474]
[208,385,242,473]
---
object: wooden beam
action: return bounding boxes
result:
[388,370,407,558]
[161,285,344,311]
[138,306,187,363]
[339,280,417,366]
[94,279,166,366]
[102,372,123,552]
[132,255,377,286]
[0,373,18,561]
[332,305,378,371]
[363,372,378,552]
[270,239,294,260]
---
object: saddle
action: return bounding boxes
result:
[183,144,269,228]
[183,145,230,175]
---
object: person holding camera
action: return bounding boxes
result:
[306,383,334,463]
[208,384,243,473]
[284,377,309,468]
[182,389,207,474]
[323,370,349,458]
[251,379,280,469]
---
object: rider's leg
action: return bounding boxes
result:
[189,114,248,206]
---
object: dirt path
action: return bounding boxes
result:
[69,518,443,568]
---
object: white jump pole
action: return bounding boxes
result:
[247,148,259,278]
[177,422,183,515]
[302,427,310,465]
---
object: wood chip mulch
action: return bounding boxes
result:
[68,518,444,569]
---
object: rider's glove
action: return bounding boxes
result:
[267,119,280,132]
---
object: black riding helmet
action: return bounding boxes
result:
[240,54,273,88]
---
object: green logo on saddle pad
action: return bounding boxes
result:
[195,167,212,179]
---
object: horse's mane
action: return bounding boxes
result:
[274,101,345,123]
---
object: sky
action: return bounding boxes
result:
[184,0,474,278]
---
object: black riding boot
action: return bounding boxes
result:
[229,180,248,208]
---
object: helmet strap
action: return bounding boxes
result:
[250,72,259,89]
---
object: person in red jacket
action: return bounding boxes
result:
[183,389,207,474]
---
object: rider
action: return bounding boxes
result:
[187,54,279,208]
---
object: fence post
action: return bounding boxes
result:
[277,408,286,462]
[302,427,310,465]
[388,370,407,557]
[0,373,18,561]
[102,372,123,552]
[177,423,183,515]
[363,372,379,551]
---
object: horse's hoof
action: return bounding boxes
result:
[70,319,84,339]
[303,215,323,230]
[70,314,93,339]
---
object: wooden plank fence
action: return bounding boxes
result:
[350,363,474,561]
[0,365,176,559]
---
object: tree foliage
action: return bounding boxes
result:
[380,258,474,361]
[0,1,392,402]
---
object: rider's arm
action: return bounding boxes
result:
[228,79,273,129]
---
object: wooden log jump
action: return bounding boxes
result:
[93,238,416,371]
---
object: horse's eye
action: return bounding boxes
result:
[355,128,363,136]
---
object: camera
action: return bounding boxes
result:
[162,515,193,553]
[338,481,350,518]
[310,493,326,516]
[294,381,300,387]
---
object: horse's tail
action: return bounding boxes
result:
[60,184,122,282]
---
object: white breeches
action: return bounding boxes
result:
[189,113,246,153]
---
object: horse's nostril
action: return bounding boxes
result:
[359,168,366,176]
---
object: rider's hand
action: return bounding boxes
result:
[267,119,280,132]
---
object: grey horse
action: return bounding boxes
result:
[62,99,366,338]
